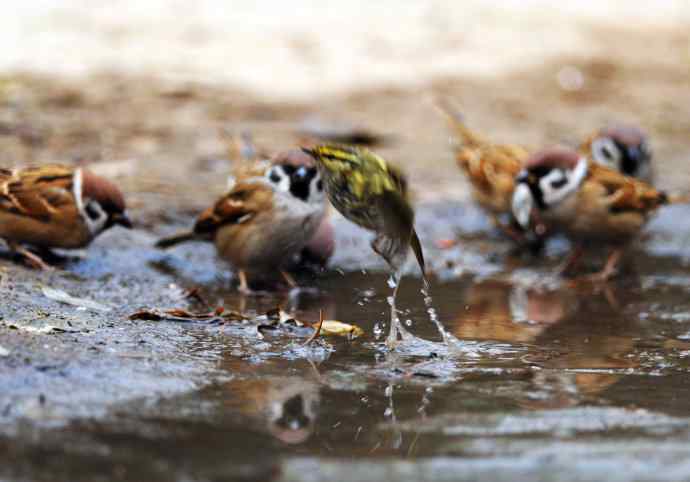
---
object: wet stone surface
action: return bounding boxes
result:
[3,198,690,481]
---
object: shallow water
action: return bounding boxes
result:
[5,244,690,481]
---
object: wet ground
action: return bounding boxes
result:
[2,22,690,480]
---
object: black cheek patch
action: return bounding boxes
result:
[85,201,102,221]
[269,171,282,184]
[550,178,568,189]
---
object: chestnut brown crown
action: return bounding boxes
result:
[524,146,581,170]
[81,169,131,228]
[599,124,646,148]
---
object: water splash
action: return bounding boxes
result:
[385,270,413,348]
[421,285,461,348]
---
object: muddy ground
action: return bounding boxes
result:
[2,19,690,482]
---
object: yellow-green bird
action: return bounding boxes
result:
[301,145,427,284]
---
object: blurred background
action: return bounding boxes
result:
[6,1,690,99]
[2,0,689,215]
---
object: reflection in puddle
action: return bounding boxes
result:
[10,254,690,480]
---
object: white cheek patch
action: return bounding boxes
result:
[512,183,534,229]
[266,166,291,193]
[308,173,325,204]
[539,158,588,206]
[72,168,85,214]
[591,137,620,169]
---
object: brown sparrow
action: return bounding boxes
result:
[437,100,528,242]
[156,155,326,293]
[228,140,335,266]
[512,146,668,280]
[580,123,653,184]
[0,164,132,269]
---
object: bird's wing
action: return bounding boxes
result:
[0,165,78,222]
[194,180,274,235]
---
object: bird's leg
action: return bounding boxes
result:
[237,270,253,295]
[557,245,584,276]
[280,270,298,288]
[8,243,53,271]
[585,248,624,283]
[493,215,526,244]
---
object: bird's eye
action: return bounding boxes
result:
[316,179,323,191]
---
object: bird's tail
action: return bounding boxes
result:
[434,97,486,149]
[664,191,690,205]
[155,231,199,249]
[410,228,429,290]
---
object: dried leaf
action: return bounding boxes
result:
[129,307,245,323]
[41,286,112,312]
[315,320,364,339]
[279,310,304,326]
[256,323,279,339]
[183,287,209,307]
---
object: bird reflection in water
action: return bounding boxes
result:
[265,379,320,444]
[220,376,319,445]
[454,279,639,408]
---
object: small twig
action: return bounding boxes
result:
[303,310,324,345]
[183,287,210,308]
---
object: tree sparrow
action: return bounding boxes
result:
[436,100,533,244]
[0,164,132,269]
[438,101,656,247]
[228,140,335,267]
[580,124,653,184]
[156,156,326,293]
[511,146,668,280]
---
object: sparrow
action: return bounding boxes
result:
[0,164,132,269]
[580,123,653,184]
[156,153,326,293]
[301,144,427,348]
[300,144,426,281]
[435,100,532,244]
[227,137,335,267]
[511,146,668,281]
[438,101,655,247]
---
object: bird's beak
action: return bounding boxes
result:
[512,182,534,230]
[300,147,316,158]
[112,211,133,229]
[627,146,641,162]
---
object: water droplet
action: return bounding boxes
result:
[384,407,393,417]
[384,385,393,397]
[405,319,413,327]
[373,323,383,337]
